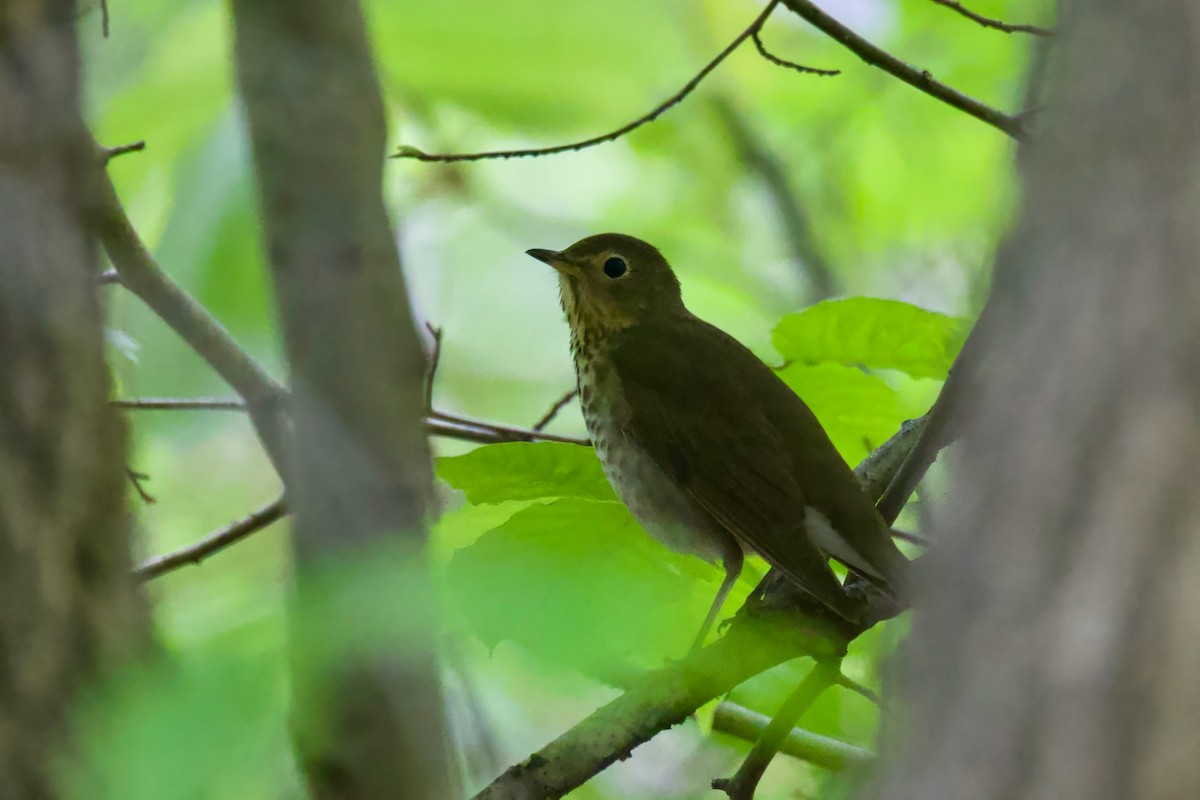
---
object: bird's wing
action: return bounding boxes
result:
[605,317,874,619]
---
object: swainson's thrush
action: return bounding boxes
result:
[527,233,910,648]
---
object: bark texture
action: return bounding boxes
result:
[0,2,144,797]
[229,1,451,798]
[872,2,1200,798]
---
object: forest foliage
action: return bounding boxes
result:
[78,0,1039,796]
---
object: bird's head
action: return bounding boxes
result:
[527,233,686,336]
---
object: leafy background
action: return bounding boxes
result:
[78,0,1039,796]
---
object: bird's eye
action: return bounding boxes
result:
[603,256,627,279]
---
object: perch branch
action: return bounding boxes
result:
[780,0,1026,139]
[473,611,848,800]
[134,497,288,580]
[472,419,922,798]
[392,0,783,163]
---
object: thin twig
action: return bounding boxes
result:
[752,30,840,76]
[532,388,578,432]
[125,467,155,504]
[98,140,145,165]
[424,322,443,412]
[780,0,1026,139]
[429,410,589,446]
[110,394,589,446]
[101,0,110,38]
[113,396,248,411]
[890,527,930,547]
[91,143,291,475]
[834,673,880,705]
[713,661,839,799]
[929,0,1054,36]
[712,701,873,771]
[392,0,782,163]
[134,497,288,581]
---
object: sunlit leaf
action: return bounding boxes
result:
[437,441,614,505]
[447,499,717,676]
[773,298,967,380]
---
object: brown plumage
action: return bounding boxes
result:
[527,233,909,647]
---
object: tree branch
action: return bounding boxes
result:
[88,155,291,476]
[711,701,873,771]
[134,497,288,580]
[531,389,579,432]
[929,0,1054,37]
[110,396,589,445]
[473,610,848,800]
[780,0,1027,139]
[392,0,783,163]
[713,661,839,798]
[472,417,923,798]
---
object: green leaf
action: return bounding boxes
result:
[446,499,716,676]
[778,363,913,465]
[773,298,967,380]
[436,441,615,505]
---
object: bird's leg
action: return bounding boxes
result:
[690,548,744,652]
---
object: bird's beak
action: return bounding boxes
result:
[526,248,573,274]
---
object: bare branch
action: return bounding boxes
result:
[392,0,783,163]
[110,395,588,446]
[97,140,145,164]
[929,0,1054,36]
[473,610,847,800]
[875,313,988,523]
[713,661,839,799]
[472,419,921,798]
[712,701,873,771]
[780,0,1026,139]
[429,410,589,446]
[125,467,155,504]
[112,396,247,411]
[89,152,291,476]
[424,322,443,412]
[531,388,578,432]
[751,30,840,77]
[134,497,288,581]
[891,527,930,547]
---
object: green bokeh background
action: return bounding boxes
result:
[77,0,1041,796]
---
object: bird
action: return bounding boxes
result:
[526,233,910,649]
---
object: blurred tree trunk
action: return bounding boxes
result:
[872,2,1200,798]
[229,2,452,799]
[0,3,145,798]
